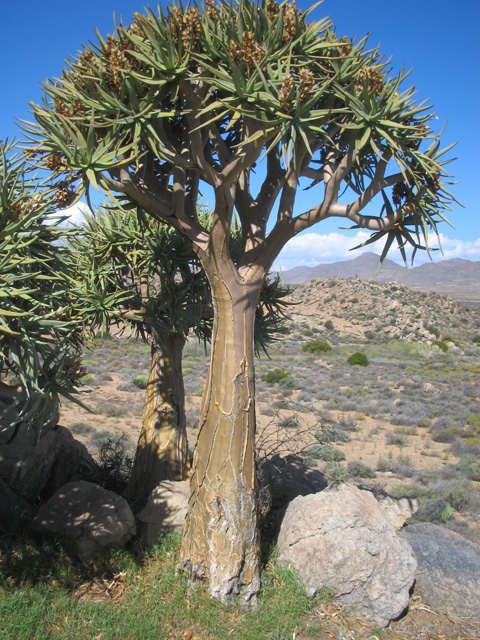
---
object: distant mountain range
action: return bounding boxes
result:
[280,253,480,302]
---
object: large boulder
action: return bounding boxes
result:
[277,482,417,627]
[0,420,95,502]
[399,523,480,618]
[33,480,136,562]
[136,480,189,549]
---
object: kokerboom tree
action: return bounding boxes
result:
[26,0,456,603]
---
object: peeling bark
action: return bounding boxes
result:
[180,258,263,605]
[126,331,190,508]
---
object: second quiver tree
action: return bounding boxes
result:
[25,0,457,603]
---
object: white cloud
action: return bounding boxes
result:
[58,202,91,226]
[272,231,480,272]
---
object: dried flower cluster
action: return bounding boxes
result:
[298,67,315,100]
[46,154,67,173]
[279,74,295,110]
[282,1,300,43]
[357,66,385,96]
[172,7,202,51]
[206,0,219,23]
[55,183,77,209]
[392,182,409,207]
[267,0,279,21]
[54,98,85,119]
[229,31,263,69]
[13,193,43,220]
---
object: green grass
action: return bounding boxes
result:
[0,534,321,640]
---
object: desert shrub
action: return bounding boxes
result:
[94,434,134,494]
[426,325,440,338]
[385,431,407,446]
[261,368,291,384]
[439,479,475,512]
[337,415,358,432]
[472,334,480,344]
[430,417,460,443]
[314,428,351,444]
[466,415,480,426]
[323,463,348,483]
[414,498,453,524]
[132,374,149,389]
[324,320,334,330]
[297,390,313,403]
[69,421,94,437]
[306,444,346,462]
[347,352,369,367]
[432,340,448,353]
[364,330,376,340]
[377,456,395,473]
[347,461,376,479]
[302,340,331,355]
[95,401,128,418]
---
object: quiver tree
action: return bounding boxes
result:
[68,204,290,507]
[67,205,209,503]
[0,139,85,434]
[25,0,456,602]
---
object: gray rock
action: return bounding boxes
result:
[399,523,480,618]
[277,482,417,627]
[33,481,136,562]
[136,480,189,548]
[0,424,94,502]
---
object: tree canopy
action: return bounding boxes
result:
[0,139,85,431]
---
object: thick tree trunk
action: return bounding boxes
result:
[180,265,262,605]
[126,331,190,507]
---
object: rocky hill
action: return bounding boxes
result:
[281,253,480,302]
[286,276,480,345]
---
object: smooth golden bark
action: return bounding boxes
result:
[180,266,262,604]
[126,332,190,508]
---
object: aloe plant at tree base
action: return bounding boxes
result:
[26,0,456,602]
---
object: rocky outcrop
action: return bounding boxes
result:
[277,483,417,627]
[0,394,95,503]
[136,480,189,548]
[400,523,480,619]
[33,481,136,562]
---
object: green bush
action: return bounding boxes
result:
[426,325,440,338]
[347,461,376,478]
[347,352,369,367]
[432,340,448,353]
[472,334,480,344]
[415,498,453,524]
[324,320,334,330]
[302,340,332,355]
[307,444,346,462]
[132,374,149,389]
[261,367,291,384]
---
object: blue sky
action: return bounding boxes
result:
[2,0,478,270]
